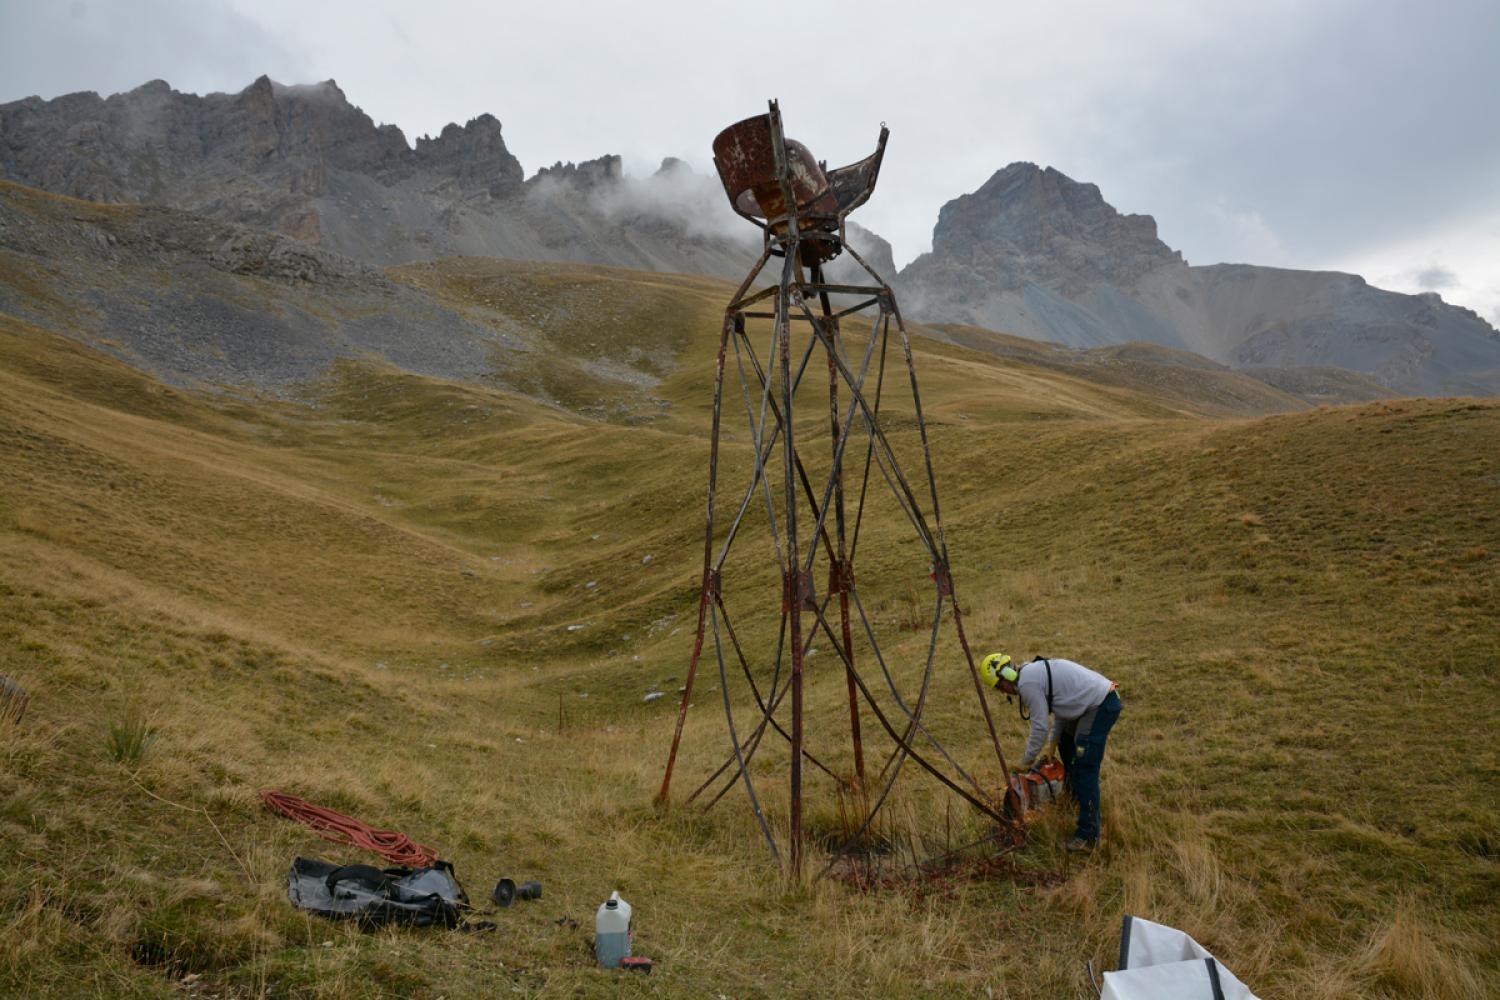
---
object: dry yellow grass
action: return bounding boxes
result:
[1,259,1497,998]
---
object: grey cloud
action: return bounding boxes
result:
[0,0,307,102]
[1414,266,1458,291]
[1055,0,1500,270]
[586,161,748,244]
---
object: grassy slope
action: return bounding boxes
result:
[0,258,1497,1000]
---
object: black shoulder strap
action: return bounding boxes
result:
[1017,658,1056,722]
[1205,957,1226,1000]
[325,864,400,895]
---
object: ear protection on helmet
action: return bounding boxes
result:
[980,652,1013,688]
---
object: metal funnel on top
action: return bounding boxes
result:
[712,100,887,264]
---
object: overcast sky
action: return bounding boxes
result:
[3,0,1497,323]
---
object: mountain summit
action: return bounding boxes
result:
[897,164,1500,395]
[925,162,1182,291]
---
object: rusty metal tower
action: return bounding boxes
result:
[657,102,1019,878]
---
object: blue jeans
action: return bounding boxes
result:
[1058,690,1122,842]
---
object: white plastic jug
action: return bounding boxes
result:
[594,890,632,968]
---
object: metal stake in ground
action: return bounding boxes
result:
[657,101,1019,880]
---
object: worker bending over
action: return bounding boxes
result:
[982,653,1122,852]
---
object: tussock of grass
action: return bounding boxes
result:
[106,705,159,765]
[1347,898,1488,1000]
[0,673,27,726]
[1,265,1497,998]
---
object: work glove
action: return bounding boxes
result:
[1039,740,1058,762]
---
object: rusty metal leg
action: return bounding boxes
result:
[951,598,1011,777]
[710,600,780,863]
[697,599,834,810]
[727,314,789,579]
[811,262,865,790]
[687,610,786,807]
[846,585,983,792]
[794,300,977,787]
[731,325,840,569]
[814,308,939,557]
[828,591,943,863]
[657,310,733,805]
[847,309,889,565]
[716,596,839,783]
[839,592,863,787]
[807,601,1006,823]
[776,245,806,880]
[889,300,1009,777]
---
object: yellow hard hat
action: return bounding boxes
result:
[980,652,1015,687]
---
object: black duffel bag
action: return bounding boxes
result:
[286,856,468,927]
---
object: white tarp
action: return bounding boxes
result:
[1100,915,1260,1000]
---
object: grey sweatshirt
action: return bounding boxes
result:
[1017,657,1114,763]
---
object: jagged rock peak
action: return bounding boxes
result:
[420,113,504,142]
[223,75,409,180]
[926,161,1183,285]
[267,78,351,105]
[969,163,1136,230]
[655,156,691,176]
[423,114,511,153]
[414,114,523,195]
[529,154,623,188]
[131,79,175,96]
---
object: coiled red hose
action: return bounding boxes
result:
[260,789,439,867]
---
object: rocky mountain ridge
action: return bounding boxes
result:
[0,75,902,284]
[3,78,1497,396]
[2,179,1342,421]
[0,76,770,277]
[1,78,516,229]
[897,162,1500,395]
